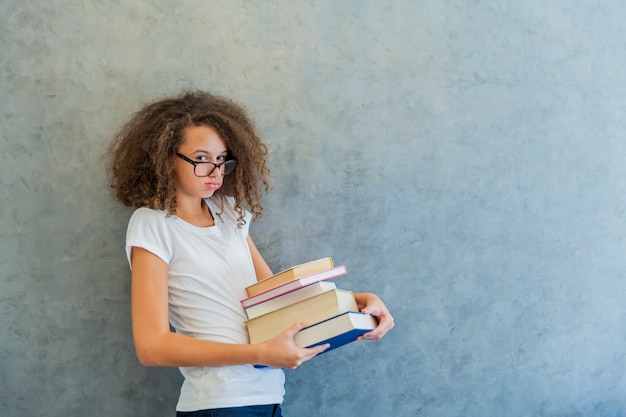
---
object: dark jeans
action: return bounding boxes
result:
[176,404,282,417]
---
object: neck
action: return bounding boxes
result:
[176,198,215,227]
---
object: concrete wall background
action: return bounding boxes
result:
[2,1,626,416]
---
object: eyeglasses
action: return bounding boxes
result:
[176,153,237,177]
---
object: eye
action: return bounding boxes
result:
[196,154,209,162]
[216,154,227,162]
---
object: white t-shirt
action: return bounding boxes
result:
[125,196,285,411]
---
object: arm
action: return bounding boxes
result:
[247,235,274,281]
[130,246,327,369]
[354,292,395,340]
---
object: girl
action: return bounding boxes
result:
[107,90,394,416]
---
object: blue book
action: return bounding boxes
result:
[253,311,377,368]
[295,311,378,353]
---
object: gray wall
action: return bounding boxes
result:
[2,1,626,416]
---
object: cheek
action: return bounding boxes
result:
[173,165,192,187]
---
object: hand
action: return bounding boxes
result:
[257,322,329,369]
[355,293,394,340]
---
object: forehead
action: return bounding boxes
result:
[179,125,226,151]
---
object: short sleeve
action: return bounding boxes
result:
[125,208,172,268]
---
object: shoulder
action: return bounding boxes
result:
[129,206,167,223]
[220,196,238,213]
[127,207,172,237]
[125,207,173,266]
[132,206,167,219]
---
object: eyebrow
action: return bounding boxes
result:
[191,149,228,155]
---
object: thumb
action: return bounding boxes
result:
[284,322,305,337]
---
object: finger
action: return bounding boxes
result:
[293,344,330,366]
[306,343,330,357]
[358,323,382,340]
[358,329,382,340]
[361,306,381,316]
[356,311,383,339]
[359,315,393,340]
[375,315,394,333]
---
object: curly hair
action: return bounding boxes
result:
[107,90,272,225]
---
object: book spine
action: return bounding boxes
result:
[244,282,337,320]
[241,265,347,307]
[245,258,335,296]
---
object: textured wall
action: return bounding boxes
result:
[2,1,626,416]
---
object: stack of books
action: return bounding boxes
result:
[241,257,378,357]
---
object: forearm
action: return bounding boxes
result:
[135,330,264,367]
[247,236,274,281]
[135,324,328,369]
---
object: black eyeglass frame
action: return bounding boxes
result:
[175,153,238,177]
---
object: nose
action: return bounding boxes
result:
[208,163,223,178]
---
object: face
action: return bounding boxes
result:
[174,125,229,201]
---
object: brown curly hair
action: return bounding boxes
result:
[107,90,271,225]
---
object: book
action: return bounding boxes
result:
[246,257,334,297]
[252,311,378,368]
[244,281,338,320]
[246,289,358,344]
[294,311,378,351]
[241,265,347,309]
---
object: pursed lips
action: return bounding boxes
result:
[205,181,221,190]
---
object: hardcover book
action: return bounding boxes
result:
[246,289,358,344]
[295,311,378,351]
[244,281,338,320]
[246,257,334,297]
[241,265,347,309]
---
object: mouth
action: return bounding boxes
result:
[205,182,221,190]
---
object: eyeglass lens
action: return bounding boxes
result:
[195,160,237,177]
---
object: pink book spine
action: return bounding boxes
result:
[241,265,347,308]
